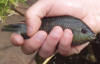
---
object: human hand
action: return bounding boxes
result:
[11,0,100,58]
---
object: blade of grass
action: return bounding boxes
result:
[0,0,26,23]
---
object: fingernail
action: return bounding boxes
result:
[51,26,63,38]
[64,29,72,37]
[34,31,47,41]
[11,33,24,46]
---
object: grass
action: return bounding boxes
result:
[0,0,26,22]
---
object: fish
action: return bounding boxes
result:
[1,16,96,45]
[1,16,96,64]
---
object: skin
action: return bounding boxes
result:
[11,0,100,60]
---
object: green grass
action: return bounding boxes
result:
[0,0,26,22]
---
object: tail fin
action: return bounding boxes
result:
[1,23,29,39]
[1,24,20,32]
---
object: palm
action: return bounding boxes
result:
[42,0,100,33]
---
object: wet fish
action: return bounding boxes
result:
[1,16,96,45]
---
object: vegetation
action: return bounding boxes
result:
[0,0,26,22]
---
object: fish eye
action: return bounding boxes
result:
[81,28,87,34]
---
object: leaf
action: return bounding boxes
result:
[0,0,26,23]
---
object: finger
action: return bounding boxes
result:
[25,0,53,36]
[10,33,24,46]
[21,31,47,55]
[39,26,63,58]
[58,29,73,56]
[68,42,89,56]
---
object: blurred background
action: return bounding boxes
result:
[0,0,37,64]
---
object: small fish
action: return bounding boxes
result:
[1,16,95,45]
[1,16,96,64]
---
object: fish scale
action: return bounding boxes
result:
[41,16,84,33]
[2,16,95,45]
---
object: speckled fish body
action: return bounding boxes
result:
[1,16,95,45]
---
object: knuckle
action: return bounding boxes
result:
[25,9,32,18]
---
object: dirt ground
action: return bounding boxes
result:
[0,0,37,64]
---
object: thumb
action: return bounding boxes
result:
[25,0,53,36]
